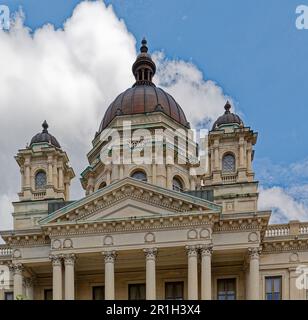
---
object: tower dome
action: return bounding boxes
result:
[30,121,61,148]
[98,39,190,133]
[212,101,243,130]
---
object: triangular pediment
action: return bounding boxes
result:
[39,178,221,225]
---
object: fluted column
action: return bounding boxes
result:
[12,263,24,300]
[144,248,157,300]
[248,247,261,300]
[103,251,117,300]
[186,246,198,300]
[50,255,63,300]
[64,254,76,300]
[200,245,213,300]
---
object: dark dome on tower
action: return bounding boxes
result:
[212,101,243,130]
[30,121,61,148]
[98,39,190,133]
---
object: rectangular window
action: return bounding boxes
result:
[265,276,282,300]
[4,292,13,300]
[128,284,146,300]
[217,278,236,300]
[92,286,105,300]
[165,281,184,300]
[44,289,53,300]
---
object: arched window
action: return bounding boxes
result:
[131,170,147,182]
[222,154,236,173]
[35,171,47,190]
[172,176,184,192]
[99,181,106,190]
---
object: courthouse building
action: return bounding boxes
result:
[0,40,308,300]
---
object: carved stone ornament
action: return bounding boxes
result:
[199,244,213,257]
[49,254,63,266]
[248,247,262,260]
[144,248,158,260]
[102,251,117,263]
[64,254,76,266]
[186,245,198,257]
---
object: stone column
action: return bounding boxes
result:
[64,254,76,300]
[50,255,63,300]
[103,251,117,300]
[47,156,53,185]
[200,245,213,300]
[24,277,35,300]
[58,167,64,189]
[186,246,198,300]
[25,164,30,188]
[166,165,172,189]
[13,263,24,300]
[144,248,157,300]
[248,247,261,300]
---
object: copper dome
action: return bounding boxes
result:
[212,101,243,130]
[30,121,61,148]
[98,39,190,133]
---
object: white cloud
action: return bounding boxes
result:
[0,1,229,231]
[259,186,308,224]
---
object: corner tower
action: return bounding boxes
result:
[202,102,258,214]
[13,121,75,229]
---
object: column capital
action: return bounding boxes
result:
[144,248,158,260]
[11,263,24,275]
[199,244,213,257]
[102,251,117,263]
[248,247,262,260]
[49,254,63,266]
[186,245,198,257]
[23,276,36,288]
[63,254,76,266]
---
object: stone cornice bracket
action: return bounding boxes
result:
[248,247,262,260]
[199,244,213,257]
[102,251,117,264]
[144,248,158,261]
[49,254,63,266]
[185,245,198,257]
[63,254,76,266]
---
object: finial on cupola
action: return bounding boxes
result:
[42,120,49,133]
[140,37,148,53]
[224,101,232,114]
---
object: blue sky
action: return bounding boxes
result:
[5,0,307,165]
[1,0,308,223]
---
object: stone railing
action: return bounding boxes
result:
[0,245,12,258]
[33,190,46,200]
[221,174,237,184]
[265,221,308,238]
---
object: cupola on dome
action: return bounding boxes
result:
[30,121,61,148]
[212,101,243,130]
[98,39,190,133]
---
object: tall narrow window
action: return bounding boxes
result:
[35,171,47,190]
[217,278,236,300]
[131,170,147,182]
[265,276,282,300]
[172,176,184,192]
[222,154,236,173]
[165,282,184,300]
[128,284,146,300]
[92,286,105,300]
